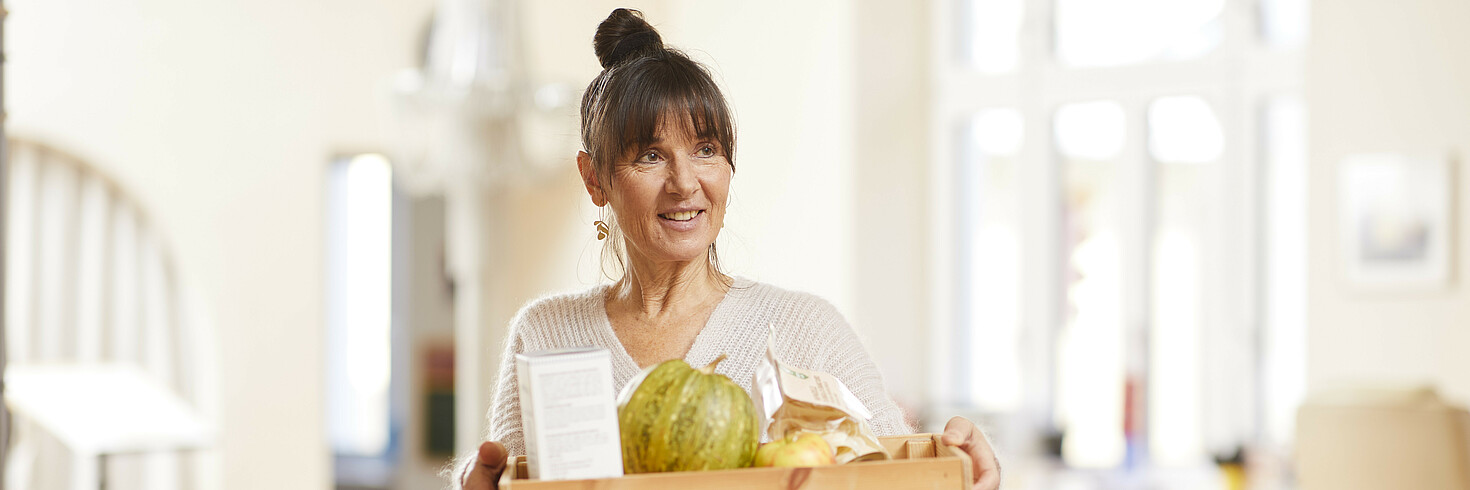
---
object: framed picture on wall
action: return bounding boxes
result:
[1338,153,1455,290]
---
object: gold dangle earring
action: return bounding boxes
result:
[594,206,609,240]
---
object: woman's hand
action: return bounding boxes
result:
[942,416,1002,490]
[459,441,508,490]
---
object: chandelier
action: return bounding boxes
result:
[389,0,574,195]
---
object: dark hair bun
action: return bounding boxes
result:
[593,8,663,69]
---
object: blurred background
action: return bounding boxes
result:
[3,0,1469,489]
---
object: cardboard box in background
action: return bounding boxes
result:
[1296,386,1470,490]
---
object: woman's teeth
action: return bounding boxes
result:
[660,210,699,221]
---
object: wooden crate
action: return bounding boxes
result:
[500,433,973,490]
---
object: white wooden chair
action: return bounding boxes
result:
[3,139,217,490]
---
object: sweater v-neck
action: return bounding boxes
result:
[594,276,752,374]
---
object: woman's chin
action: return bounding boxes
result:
[626,224,720,266]
[636,242,716,266]
[661,249,714,265]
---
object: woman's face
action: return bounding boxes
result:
[606,115,731,266]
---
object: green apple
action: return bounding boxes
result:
[754,432,836,467]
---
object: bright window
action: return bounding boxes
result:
[326,154,396,459]
[935,0,1308,472]
[1260,0,1310,49]
[961,0,1024,73]
[1056,99,1128,468]
[1262,95,1308,446]
[957,109,1025,412]
[1054,0,1225,67]
[1148,96,1224,164]
[1056,101,1127,160]
[1148,96,1222,466]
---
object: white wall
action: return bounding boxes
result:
[7,0,437,488]
[850,0,932,416]
[1307,0,1470,403]
[11,0,933,488]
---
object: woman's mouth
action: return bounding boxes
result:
[659,210,703,221]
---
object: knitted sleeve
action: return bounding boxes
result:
[807,299,916,436]
[446,310,529,490]
[486,323,527,456]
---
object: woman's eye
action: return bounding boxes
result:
[696,145,716,157]
[637,151,661,162]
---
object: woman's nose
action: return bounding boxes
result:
[665,156,700,196]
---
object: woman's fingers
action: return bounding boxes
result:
[941,416,974,447]
[462,441,509,490]
[943,416,1002,490]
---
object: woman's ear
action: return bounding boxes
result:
[577,151,607,207]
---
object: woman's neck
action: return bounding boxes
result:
[611,253,729,322]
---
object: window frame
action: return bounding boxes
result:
[927,0,1306,465]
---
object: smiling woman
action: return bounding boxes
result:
[450,8,999,490]
[574,9,738,285]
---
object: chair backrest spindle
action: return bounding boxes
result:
[74,172,112,364]
[4,142,37,366]
[34,152,80,362]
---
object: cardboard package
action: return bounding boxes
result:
[515,347,624,481]
[1296,385,1470,490]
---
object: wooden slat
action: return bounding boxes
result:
[3,418,37,489]
[161,261,191,403]
[74,173,112,363]
[904,440,926,460]
[105,456,141,490]
[68,452,96,490]
[4,141,38,364]
[35,151,80,361]
[34,420,69,490]
[140,229,174,387]
[108,200,141,364]
[142,451,181,490]
[172,295,204,407]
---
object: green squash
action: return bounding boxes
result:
[617,354,760,473]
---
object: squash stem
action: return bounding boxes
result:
[700,354,728,375]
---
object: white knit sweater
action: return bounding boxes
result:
[474,276,913,468]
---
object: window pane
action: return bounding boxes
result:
[961,0,1024,73]
[974,109,1025,156]
[327,154,395,457]
[1262,95,1307,446]
[1149,156,1211,467]
[1146,96,1224,465]
[1148,96,1224,165]
[1260,0,1310,49]
[958,109,1024,412]
[1055,0,1225,67]
[1056,101,1126,468]
[1055,101,1126,160]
